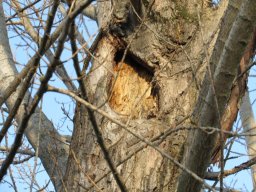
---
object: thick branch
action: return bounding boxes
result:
[11,1,77,92]
[178,0,256,191]
[211,29,256,164]
[0,1,69,190]
[240,91,256,187]
[63,0,97,20]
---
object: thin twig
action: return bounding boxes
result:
[47,85,216,191]
[0,0,95,181]
[5,0,42,22]
[69,21,127,192]
[205,156,256,180]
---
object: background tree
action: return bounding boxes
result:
[0,0,256,191]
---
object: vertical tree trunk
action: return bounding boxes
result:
[62,1,236,191]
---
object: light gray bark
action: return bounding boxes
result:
[0,2,69,190]
[240,91,256,188]
[1,0,255,191]
[63,0,97,20]
[62,0,232,191]
[179,0,256,191]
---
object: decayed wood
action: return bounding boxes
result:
[2,0,256,191]
[63,1,230,191]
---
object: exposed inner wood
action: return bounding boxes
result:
[109,53,157,119]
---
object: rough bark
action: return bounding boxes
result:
[179,0,256,191]
[63,0,231,191]
[2,0,256,191]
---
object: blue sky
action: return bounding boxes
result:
[0,1,256,191]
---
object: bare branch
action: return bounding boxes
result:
[0,146,34,156]
[205,156,256,180]
[47,85,216,191]
[0,0,62,182]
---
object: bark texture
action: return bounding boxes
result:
[0,0,256,192]
[179,0,256,191]
[2,0,256,191]
[63,1,230,191]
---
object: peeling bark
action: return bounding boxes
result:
[179,0,256,191]
[212,30,256,164]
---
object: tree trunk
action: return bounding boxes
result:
[62,1,232,191]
